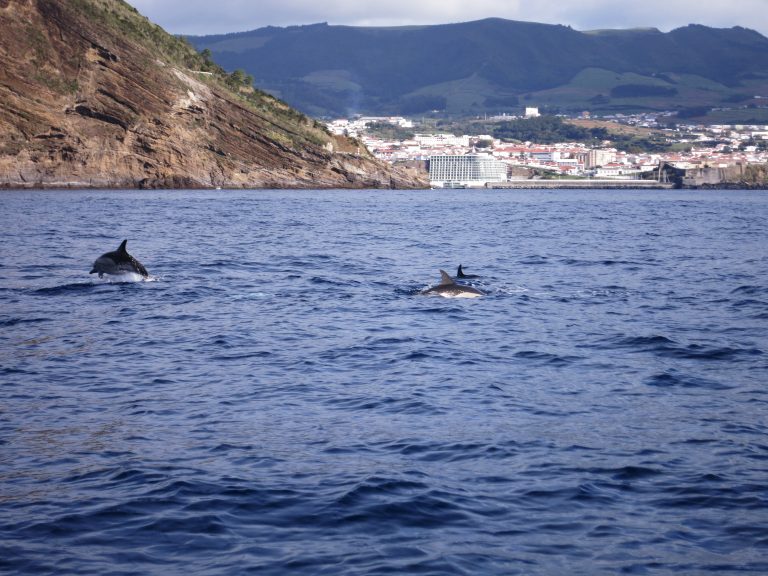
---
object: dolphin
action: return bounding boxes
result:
[90,239,149,278]
[421,270,485,298]
[456,264,479,279]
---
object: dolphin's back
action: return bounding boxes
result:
[420,269,484,297]
[91,239,149,277]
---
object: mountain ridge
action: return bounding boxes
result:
[189,18,768,117]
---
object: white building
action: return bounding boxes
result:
[415,133,471,148]
[530,150,561,163]
[594,164,643,179]
[359,116,414,128]
[429,154,508,188]
[525,107,540,118]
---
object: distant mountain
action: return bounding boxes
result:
[0,0,424,189]
[189,19,768,117]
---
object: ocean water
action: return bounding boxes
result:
[1,188,767,575]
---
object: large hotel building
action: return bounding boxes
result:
[429,154,508,188]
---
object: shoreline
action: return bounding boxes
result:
[0,181,424,191]
[1,181,767,191]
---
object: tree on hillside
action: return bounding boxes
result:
[493,115,608,144]
[225,69,254,90]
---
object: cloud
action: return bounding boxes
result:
[126,0,768,37]
[551,0,768,33]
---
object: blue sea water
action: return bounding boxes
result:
[1,188,767,575]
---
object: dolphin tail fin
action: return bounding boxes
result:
[438,270,455,285]
[117,239,128,254]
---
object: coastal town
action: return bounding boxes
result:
[327,109,768,188]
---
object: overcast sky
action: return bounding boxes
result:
[125,0,768,37]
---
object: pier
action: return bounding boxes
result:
[490,179,675,189]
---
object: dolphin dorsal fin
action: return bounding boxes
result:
[457,264,465,278]
[117,239,128,254]
[438,270,455,286]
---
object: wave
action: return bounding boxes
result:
[600,334,763,361]
[651,483,767,511]
[731,285,768,296]
[324,394,447,416]
[0,317,50,328]
[309,276,358,287]
[329,476,470,529]
[560,258,651,267]
[518,255,550,265]
[660,344,763,361]
[513,350,582,366]
[210,351,274,361]
[348,438,530,463]
[33,282,101,295]
[646,371,734,390]
[33,274,153,295]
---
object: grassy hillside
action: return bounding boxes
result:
[189,19,768,118]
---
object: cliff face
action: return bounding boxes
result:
[0,0,427,189]
[682,164,768,189]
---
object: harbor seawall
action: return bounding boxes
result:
[489,180,675,189]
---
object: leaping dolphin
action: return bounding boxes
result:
[421,270,485,298]
[90,239,149,278]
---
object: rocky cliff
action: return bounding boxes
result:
[0,0,427,189]
[682,164,768,189]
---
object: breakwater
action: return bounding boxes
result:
[491,179,674,189]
